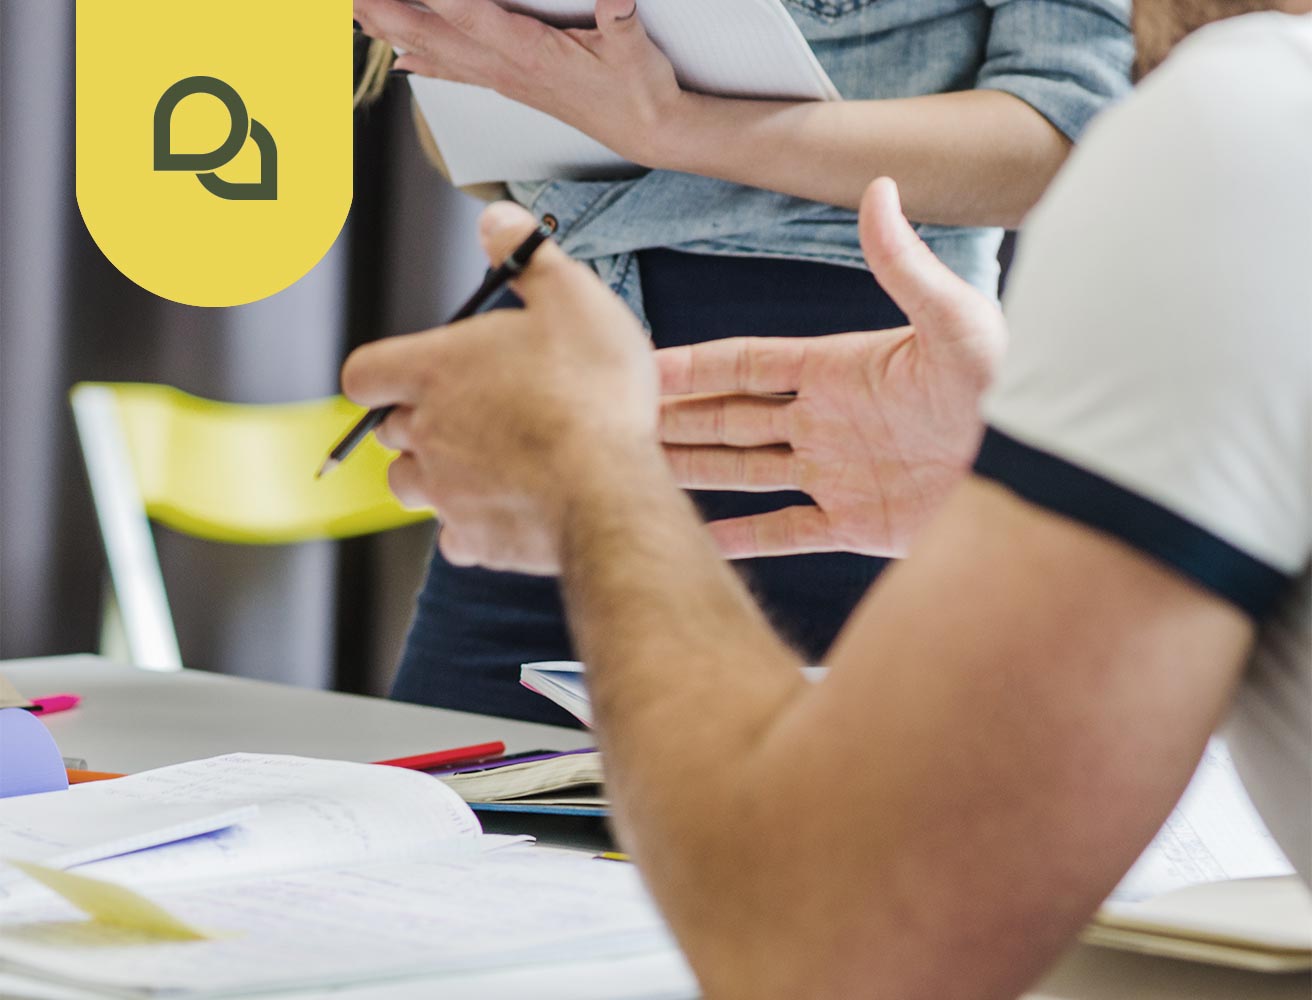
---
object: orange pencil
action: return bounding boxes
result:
[66,769,125,784]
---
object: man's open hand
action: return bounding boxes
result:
[341,202,658,575]
[657,178,1006,559]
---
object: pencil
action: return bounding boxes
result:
[63,744,508,785]
[317,221,557,477]
[67,769,126,783]
[372,742,506,771]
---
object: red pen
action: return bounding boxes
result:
[64,742,512,786]
[28,694,81,715]
[372,741,506,772]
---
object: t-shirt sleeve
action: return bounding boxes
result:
[977,15,1312,617]
[979,0,1134,141]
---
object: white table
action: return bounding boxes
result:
[4,656,1308,1000]
[3,655,587,774]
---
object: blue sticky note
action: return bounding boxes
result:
[0,707,70,798]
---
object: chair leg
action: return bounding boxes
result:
[72,385,184,672]
[99,579,132,667]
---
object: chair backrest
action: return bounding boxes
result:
[70,382,431,671]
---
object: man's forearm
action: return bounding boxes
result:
[650,89,1070,227]
[555,442,807,982]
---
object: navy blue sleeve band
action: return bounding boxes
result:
[973,427,1290,618]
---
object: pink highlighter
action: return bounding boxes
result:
[29,694,81,715]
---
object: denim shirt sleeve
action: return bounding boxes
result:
[978,0,1134,141]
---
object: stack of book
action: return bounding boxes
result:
[436,747,606,817]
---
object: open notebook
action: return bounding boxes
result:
[522,662,1312,972]
[0,754,681,997]
[1089,740,1311,971]
[408,0,838,186]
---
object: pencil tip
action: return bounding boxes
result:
[316,458,338,479]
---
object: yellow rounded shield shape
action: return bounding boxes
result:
[77,0,353,307]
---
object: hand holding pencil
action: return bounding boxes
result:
[318,219,557,477]
[338,201,658,575]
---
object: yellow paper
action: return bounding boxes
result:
[0,673,31,709]
[7,860,209,941]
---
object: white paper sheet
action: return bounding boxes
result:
[61,754,484,895]
[410,0,838,184]
[1111,739,1294,903]
[0,847,679,998]
[0,783,254,882]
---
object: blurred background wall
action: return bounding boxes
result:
[0,1,487,694]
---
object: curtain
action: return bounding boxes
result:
[0,0,485,694]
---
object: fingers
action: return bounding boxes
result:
[655,337,808,395]
[437,525,479,568]
[358,0,551,89]
[858,178,984,349]
[417,0,559,68]
[596,0,639,30]
[595,0,649,52]
[478,201,550,266]
[385,454,436,511]
[414,0,517,39]
[354,0,454,59]
[705,507,835,559]
[663,444,798,491]
[659,393,791,447]
[373,406,414,452]
[341,333,433,409]
[478,202,596,303]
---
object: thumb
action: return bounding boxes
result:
[595,0,645,43]
[478,201,593,306]
[479,200,572,276]
[858,178,986,355]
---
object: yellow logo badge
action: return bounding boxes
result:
[77,1,353,307]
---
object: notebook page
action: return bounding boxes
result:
[0,787,254,881]
[1110,739,1294,903]
[640,0,838,99]
[0,847,678,997]
[497,0,837,98]
[53,754,483,897]
[411,0,837,185]
[412,81,635,186]
[1098,875,1312,953]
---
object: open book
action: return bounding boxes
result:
[0,754,680,997]
[522,662,1312,972]
[1088,740,1311,971]
[408,0,838,186]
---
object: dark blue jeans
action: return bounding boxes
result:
[391,249,907,726]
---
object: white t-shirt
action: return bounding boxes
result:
[977,12,1312,882]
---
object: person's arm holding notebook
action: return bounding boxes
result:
[352,0,1129,226]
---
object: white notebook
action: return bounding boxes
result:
[1090,740,1310,971]
[408,0,838,186]
[0,754,680,997]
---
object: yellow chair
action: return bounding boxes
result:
[70,382,431,672]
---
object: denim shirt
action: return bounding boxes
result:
[507,0,1133,323]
